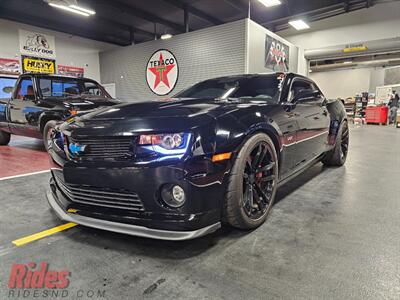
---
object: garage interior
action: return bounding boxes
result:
[0,0,399,299]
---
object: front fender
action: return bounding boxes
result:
[214,111,283,156]
[38,110,65,132]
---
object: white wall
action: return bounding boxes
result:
[279,1,400,75]
[310,67,387,99]
[100,20,248,100]
[0,19,116,81]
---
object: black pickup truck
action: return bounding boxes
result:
[0,73,119,148]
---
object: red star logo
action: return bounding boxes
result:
[148,53,175,89]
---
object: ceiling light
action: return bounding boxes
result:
[69,5,96,15]
[161,34,173,40]
[289,20,310,30]
[48,3,90,17]
[343,61,353,64]
[258,0,282,8]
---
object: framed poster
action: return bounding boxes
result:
[58,65,84,77]
[0,58,20,75]
[19,29,56,59]
[22,55,56,74]
[265,35,290,72]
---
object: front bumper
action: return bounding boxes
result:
[47,189,221,241]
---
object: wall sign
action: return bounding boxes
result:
[0,58,20,75]
[19,30,56,59]
[265,35,289,72]
[58,65,84,78]
[22,56,55,74]
[146,49,179,96]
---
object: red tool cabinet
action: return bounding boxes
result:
[365,106,388,125]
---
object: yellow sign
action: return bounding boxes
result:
[22,55,55,74]
[343,46,368,53]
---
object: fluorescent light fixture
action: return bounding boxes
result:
[69,5,96,15]
[258,0,282,8]
[48,3,90,16]
[161,34,173,40]
[288,19,310,30]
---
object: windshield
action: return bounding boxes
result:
[39,77,111,99]
[175,75,282,103]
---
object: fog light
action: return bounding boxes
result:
[172,185,185,203]
[161,184,186,208]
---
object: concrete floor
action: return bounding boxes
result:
[0,125,399,300]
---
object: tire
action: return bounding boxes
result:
[43,120,58,151]
[0,130,11,145]
[223,133,278,230]
[322,121,349,167]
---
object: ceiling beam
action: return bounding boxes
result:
[162,0,223,25]
[83,0,186,32]
[224,0,248,13]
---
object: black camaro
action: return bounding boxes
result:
[47,73,349,240]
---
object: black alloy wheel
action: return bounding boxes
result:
[242,142,276,220]
[340,122,349,160]
[322,121,349,166]
[224,133,278,230]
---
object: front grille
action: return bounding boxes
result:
[69,136,134,160]
[55,176,145,212]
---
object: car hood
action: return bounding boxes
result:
[45,97,120,110]
[65,98,265,136]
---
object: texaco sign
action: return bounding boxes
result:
[146,49,179,96]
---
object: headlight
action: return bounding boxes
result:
[137,133,191,158]
[139,133,185,149]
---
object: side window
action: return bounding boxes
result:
[84,82,103,96]
[289,80,313,102]
[15,78,35,100]
[0,77,17,98]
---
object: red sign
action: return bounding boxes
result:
[8,262,70,289]
[0,58,20,75]
[58,65,84,78]
[146,49,179,96]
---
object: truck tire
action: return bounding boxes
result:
[0,130,11,145]
[223,133,278,230]
[43,120,58,151]
[322,121,349,166]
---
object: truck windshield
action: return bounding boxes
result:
[174,75,282,103]
[39,78,111,99]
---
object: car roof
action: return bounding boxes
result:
[196,72,305,82]
[21,72,95,81]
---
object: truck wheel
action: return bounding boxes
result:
[223,133,278,230]
[322,121,349,167]
[43,120,58,151]
[0,130,11,145]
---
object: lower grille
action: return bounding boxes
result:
[69,137,134,160]
[55,176,144,212]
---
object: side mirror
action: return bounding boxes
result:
[293,89,320,103]
[2,86,13,94]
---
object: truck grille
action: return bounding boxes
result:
[69,136,134,160]
[55,176,145,212]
